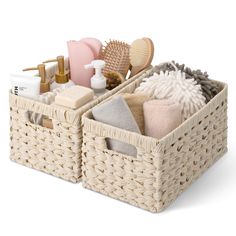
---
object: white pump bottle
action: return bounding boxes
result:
[84,60,107,97]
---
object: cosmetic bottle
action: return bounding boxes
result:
[84,60,107,97]
[23,64,50,93]
[43,56,74,91]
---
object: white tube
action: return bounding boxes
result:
[10,73,41,100]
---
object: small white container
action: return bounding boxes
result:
[10,73,41,100]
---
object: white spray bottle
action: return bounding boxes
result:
[84,60,107,97]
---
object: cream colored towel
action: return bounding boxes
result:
[144,99,182,139]
[121,93,150,134]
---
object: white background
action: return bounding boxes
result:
[0,0,235,235]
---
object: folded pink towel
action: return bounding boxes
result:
[143,99,182,139]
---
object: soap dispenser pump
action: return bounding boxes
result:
[43,55,74,91]
[84,60,107,96]
[23,64,50,93]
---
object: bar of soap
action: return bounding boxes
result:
[55,86,94,109]
[92,95,141,157]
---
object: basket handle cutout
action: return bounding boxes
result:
[24,111,53,129]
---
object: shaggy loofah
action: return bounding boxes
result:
[135,70,206,121]
[150,61,220,103]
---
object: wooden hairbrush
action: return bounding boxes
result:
[99,40,130,78]
[129,37,154,77]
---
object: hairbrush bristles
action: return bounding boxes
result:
[130,39,149,66]
[99,40,130,77]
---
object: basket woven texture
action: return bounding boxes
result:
[9,63,152,183]
[82,68,228,212]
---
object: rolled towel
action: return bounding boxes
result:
[121,93,150,134]
[92,95,141,157]
[143,99,182,139]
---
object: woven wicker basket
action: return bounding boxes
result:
[81,68,228,212]
[9,61,152,183]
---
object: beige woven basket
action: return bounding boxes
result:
[9,61,152,183]
[81,68,228,212]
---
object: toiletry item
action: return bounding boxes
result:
[80,38,102,58]
[150,61,221,103]
[10,73,40,100]
[84,60,107,96]
[45,58,70,80]
[129,38,154,77]
[104,71,125,90]
[121,93,150,134]
[173,62,220,103]
[54,85,94,109]
[67,41,95,87]
[152,61,221,103]
[92,95,141,157]
[99,40,130,78]
[43,55,74,90]
[143,99,182,139]
[142,61,219,104]
[23,64,50,93]
[135,69,206,121]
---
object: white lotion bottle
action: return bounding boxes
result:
[84,60,107,97]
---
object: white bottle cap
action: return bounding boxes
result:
[84,60,105,70]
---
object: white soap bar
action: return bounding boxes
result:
[55,86,94,109]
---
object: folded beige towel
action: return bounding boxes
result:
[121,93,150,134]
[144,99,182,139]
